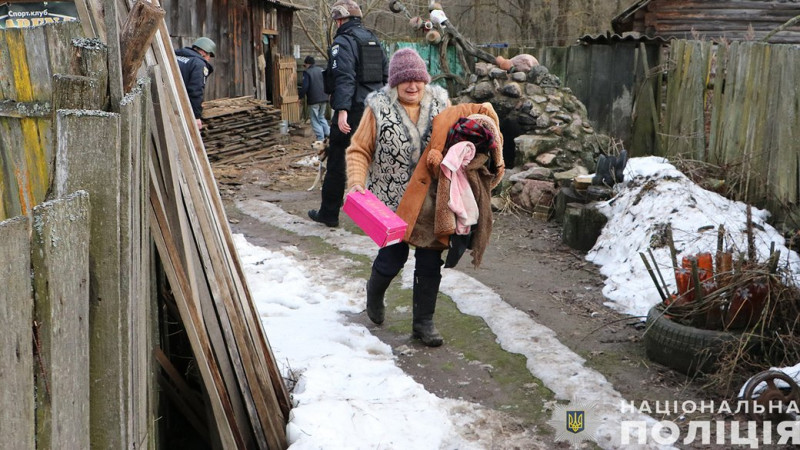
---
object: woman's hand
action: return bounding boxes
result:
[427,149,443,178]
[348,184,365,194]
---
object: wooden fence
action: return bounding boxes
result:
[0,0,290,448]
[1,193,91,449]
[630,40,800,225]
[0,18,154,448]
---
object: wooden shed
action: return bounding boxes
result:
[160,0,305,122]
[613,0,800,44]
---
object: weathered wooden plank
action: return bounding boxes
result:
[101,0,125,112]
[21,26,51,101]
[769,46,800,209]
[0,215,34,450]
[0,100,51,118]
[153,18,289,445]
[663,40,708,160]
[662,39,683,157]
[73,38,109,111]
[737,44,760,203]
[133,77,154,450]
[0,117,34,218]
[0,27,16,100]
[137,78,155,450]
[119,0,165,93]
[649,1,800,11]
[119,77,153,448]
[717,41,743,167]
[747,44,771,203]
[149,181,243,449]
[150,27,273,448]
[52,75,103,110]
[72,0,100,38]
[119,85,138,450]
[52,110,124,450]
[707,41,727,164]
[31,191,91,450]
[4,28,50,209]
[44,20,84,76]
[630,43,659,156]
[148,64,245,448]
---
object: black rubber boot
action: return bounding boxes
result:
[412,274,444,347]
[592,155,609,186]
[366,268,393,325]
[308,209,339,227]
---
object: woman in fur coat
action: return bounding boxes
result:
[345,48,449,346]
[347,48,505,347]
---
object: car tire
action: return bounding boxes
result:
[644,305,740,375]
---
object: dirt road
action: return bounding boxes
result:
[216,136,712,447]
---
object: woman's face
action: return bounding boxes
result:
[396,80,426,104]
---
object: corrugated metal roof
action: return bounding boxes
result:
[579,31,667,44]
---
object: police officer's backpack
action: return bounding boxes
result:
[324,29,383,94]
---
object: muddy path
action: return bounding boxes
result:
[215,135,713,447]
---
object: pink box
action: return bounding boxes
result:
[343,190,408,247]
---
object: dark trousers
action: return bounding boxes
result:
[372,242,444,279]
[318,106,365,219]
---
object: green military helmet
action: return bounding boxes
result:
[192,37,217,57]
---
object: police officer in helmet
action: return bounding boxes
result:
[176,37,216,130]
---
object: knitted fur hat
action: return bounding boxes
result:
[331,0,362,20]
[388,48,431,88]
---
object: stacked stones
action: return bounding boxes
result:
[454,60,612,211]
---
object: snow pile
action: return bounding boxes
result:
[587,156,800,318]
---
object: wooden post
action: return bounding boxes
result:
[31,192,91,449]
[72,39,109,110]
[119,0,165,93]
[53,110,124,450]
[0,215,34,450]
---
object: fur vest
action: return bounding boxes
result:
[364,84,448,210]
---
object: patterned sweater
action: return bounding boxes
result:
[346,84,449,210]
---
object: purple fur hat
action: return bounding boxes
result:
[388,48,431,88]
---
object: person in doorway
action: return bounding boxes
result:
[176,37,216,130]
[345,48,451,346]
[307,0,388,227]
[299,55,330,142]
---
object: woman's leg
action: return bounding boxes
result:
[366,243,409,324]
[411,248,445,346]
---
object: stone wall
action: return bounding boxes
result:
[455,60,613,210]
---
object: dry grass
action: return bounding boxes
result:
[658,257,800,395]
